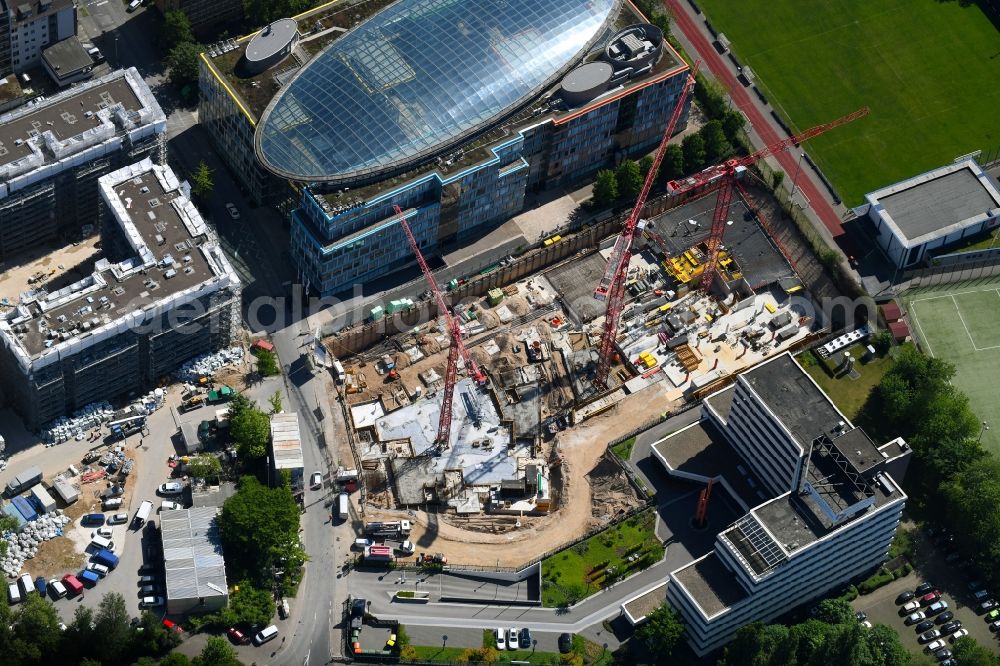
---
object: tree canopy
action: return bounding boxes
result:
[593,169,619,206]
[700,119,730,164]
[218,476,304,587]
[93,592,132,664]
[191,161,215,200]
[615,159,644,200]
[661,144,685,182]
[940,456,1000,589]
[217,580,274,629]
[682,133,706,174]
[193,636,243,666]
[228,393,271,460]
[188,453,223,481]
[635,604,684,658]
[162,10,194,52]
[167,41,201,88]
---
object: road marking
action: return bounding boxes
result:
[94,0,107,5]
[952,295,979,350]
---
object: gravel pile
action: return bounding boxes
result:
[174,347,244,382]
[2,512,71,578]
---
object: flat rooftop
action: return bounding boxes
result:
[0,159,239,362]
[652,418,770,509]
[270,412,303,470]
[375,378,519,486]
[741,353,845,449]
[673,552,749,618]
[161,507,228,605]
[42,36,94,79]
[0,71,140,169]
[869,159,1000,244]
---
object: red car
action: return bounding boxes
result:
[162,619,183,633]
[227,627,247,644]
[921,592,941,605]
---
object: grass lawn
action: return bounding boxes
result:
[610,436,636,461]
[799,344,901,419]
[407,644,560,664]
[906,280,1000,456]
[697,0,1000,205]
[541,509,662,607]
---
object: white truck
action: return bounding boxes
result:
[133,500,153,528]
[364,520,411,537]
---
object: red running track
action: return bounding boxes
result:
[665,0,848,242]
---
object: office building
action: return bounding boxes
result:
[200,0,692,296]
[0,67,166,262]
[2,0,77,74]
[654,353,909,656]
[861,158,1000,269]
[0,158,241,429]
[154,0,242,39]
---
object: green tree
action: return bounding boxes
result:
[10,593,62,663]
[194,636,242,666]
[94,591,131,664]
[0,514,18,556]
[228,394,271,460]
[188,453,223,480]
[721,110,746,143]
[813,598,855,625]
[941,457,1000,589]
[699,119,730,164]
[166,41,201,88]
[58,605,95,665]
[661,143,685,181]
[866,624,909,666]
[161,651,194,666]
[162,10,194,52]
[593,169,618,206]
[268,390,283,415]
[219,476,303,585]
[681,133,706,173]
[635,604,684,658]
[218,580,274,629]
[951,636,1000,666]
[694,73,728,119]
[254,348,280,376]
[191,160,214,200]
[615,160,643,200]
[771,169,785,189]
[639,154,655,179]
[721,622,787,666]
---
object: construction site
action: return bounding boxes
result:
[328,83,866,564]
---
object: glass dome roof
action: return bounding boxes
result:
[255,0,619,184]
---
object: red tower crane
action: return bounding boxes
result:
[395,205,485,448]
[592,65,698,387]
[664,107,870,292]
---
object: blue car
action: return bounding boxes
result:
[34,577,46,595]
[81,513,105,526]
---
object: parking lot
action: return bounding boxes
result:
[853,528,999,659]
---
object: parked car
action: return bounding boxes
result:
[919,629,941,643]
[85,563,109,578]
[519,628,532,649]
[310,471,322,489]
[254,625,278,646]
[916,583,937,596]
[558,634,572,654]
[922,592,941,605]
[896,591,915,604]
[227,627,247,644]
[91,527,113,539]
[940,620,962,634]
[944,551,961,563]
[934,649,953,662]
[855,611,867,623]
[126,0,140,11]
[906,611,927,625]
[915,620,935,633]
[973,590,990,602]
[507,628,519,650]
[353,538,372,550]
[397,541,415,555]
[935,611,954,625]
[494,628,506,650]
[102,498,123,510]
[160,500,181,511]
[984,609,1000,622]
[967,580,984,591]
[81,513,105,526]
[158,482,183,495]
[927,601,949,615]
[108,513,128,525]
[980,599,998,612]
[901,600,921,614]
[139,596,164,609]
[949,628,969,643]
[925,639,946,653]
[225,203,240,220]
[989,619,1000,632]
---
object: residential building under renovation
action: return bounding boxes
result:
[0,158,241,429]
[0,67,166,262]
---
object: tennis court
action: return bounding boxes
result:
[906,280,1000,455]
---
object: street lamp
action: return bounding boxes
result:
[790,151,806,198]
[979,421,989,443]
[114,34,119,64]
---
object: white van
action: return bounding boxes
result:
[133,500,153,528]
[254,624,279,646]
[90,535,114,551]
[19,573,33,597]
[338,492,349,520]
[48,580,67,598]
[8,582,21,604]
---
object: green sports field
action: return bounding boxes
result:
[697,0,1000,206]
[905,280,1000,455]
